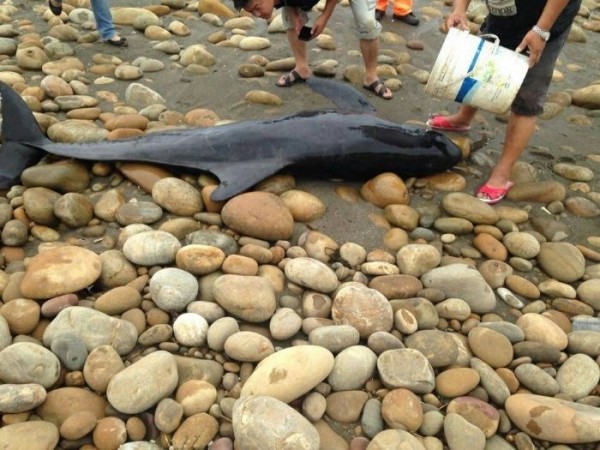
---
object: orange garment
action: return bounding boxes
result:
[376,0,412,16]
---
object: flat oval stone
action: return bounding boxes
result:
[233,396,319,450]
[0,342,60,388]
[327,345,377,391]
[20,245,101,299]
[506,394,600,444]
[556,353,599,400]
[377,348,435,394]
[0,421,59,449]
[0,383,47,413]
[332,285,393,338]
[43,306,138,356]
[284,257,339,293]
[537,242,585,283]
[240,345,334,403]
[107,351,178,414]
[213,274,276,322]
[441,192,499,224]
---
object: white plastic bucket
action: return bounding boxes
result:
[425,27,530,115]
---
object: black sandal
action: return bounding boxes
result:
[276,69,308,88]
[363,79,393,100]
[48,0,62,15]
[106,36,128,48]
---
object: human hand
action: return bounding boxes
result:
[446,11,469,30]
[312,15,328,37]
[516,31,546,67]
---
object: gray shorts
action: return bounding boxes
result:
[502,28,570,116]
[282,0,381,40]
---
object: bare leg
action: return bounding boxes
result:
[361,38,392,99]
[485,112,537,187]
[277,29,310,85]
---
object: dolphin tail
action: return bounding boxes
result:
[0,81,50,189]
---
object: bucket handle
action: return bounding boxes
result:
[440,30,501,87]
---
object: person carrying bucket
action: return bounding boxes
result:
[426,0,582,204]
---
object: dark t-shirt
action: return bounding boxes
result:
[275,0,320,11]
[482,0,582,49]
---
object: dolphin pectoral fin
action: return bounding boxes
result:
[208,160,287,202]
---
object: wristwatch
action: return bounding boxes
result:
[532,25,550,42]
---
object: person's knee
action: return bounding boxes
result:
[355,17,380,40]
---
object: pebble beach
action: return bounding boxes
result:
[0,0,599,449]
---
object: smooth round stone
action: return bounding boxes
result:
[369,274,423,300]
[269,307,302,340]
[213,274,276,322]
[175,380,217,416]
[367,331,404,355]
[404,330,458,367]
[0,383,47,413]
[446,396,500,437]
[395,308,418,334]
[326,390,369,423]
[478,321,525,343]
[303,392,327,422]
[567,330,600,357]
[206,317,240,352]
[20,245,101,299]
[232,396,319,450]
[224,331,274,362]
[176,245,225,275]
[107,351,178,414]
[172,413,219,450]
[221,192,294,240]
[513,341,561,363]
[50,331,88,371]
[390,298,439,330]
[473,232,508,261]
[441,192,499,225]
[538,279,577,299]
[37,387,107,426]
[537,242,585,283]
[468,327,513,368]
[396,244,441,277]
[514,363,559,396]
[122,230,182,266]
[381,388,423,431]
[173,313,209,347]
[367,429,426,450]
[478,260,513,289]
[0,342,60,388]
[332,285,393,338]
[421,264,496,313]
[433,217,473,235]
[556,354,600,400]
[0,421,59,450]
[420,410,445,436]
[60,410,98,440]
[309,324,360,353]
[240,345,334,403]
[444,413,486,450]
[469,358,511,406]
[186,230,238,255]
[516,313,568,350]
[115,200,163,225]
[506,393,600,444]
[155,397,184,433]
[327,345,377,391]
[503,232,541,259]
[152,177,203,216]
[83,345,125,393]
[284,257,339,293]
[435,298,471,320]
[435,368,480,398]
[377,348,435,394]
[0,298,40,335]
[576,279,600,310]
[552,163,594,181]
[149,267,199,312]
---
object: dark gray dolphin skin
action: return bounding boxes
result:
[0,80,462,201]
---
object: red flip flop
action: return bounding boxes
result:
[476,181,514,204]
[426,114,470,132]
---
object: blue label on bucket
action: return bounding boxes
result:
[454,38,486,104]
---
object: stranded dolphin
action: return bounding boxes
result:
[0,80,462,201]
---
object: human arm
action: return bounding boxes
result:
[311,0,337,37]
[446,0,471,30]
[516,0,570,66]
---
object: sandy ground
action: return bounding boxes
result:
[12,0,600,250]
